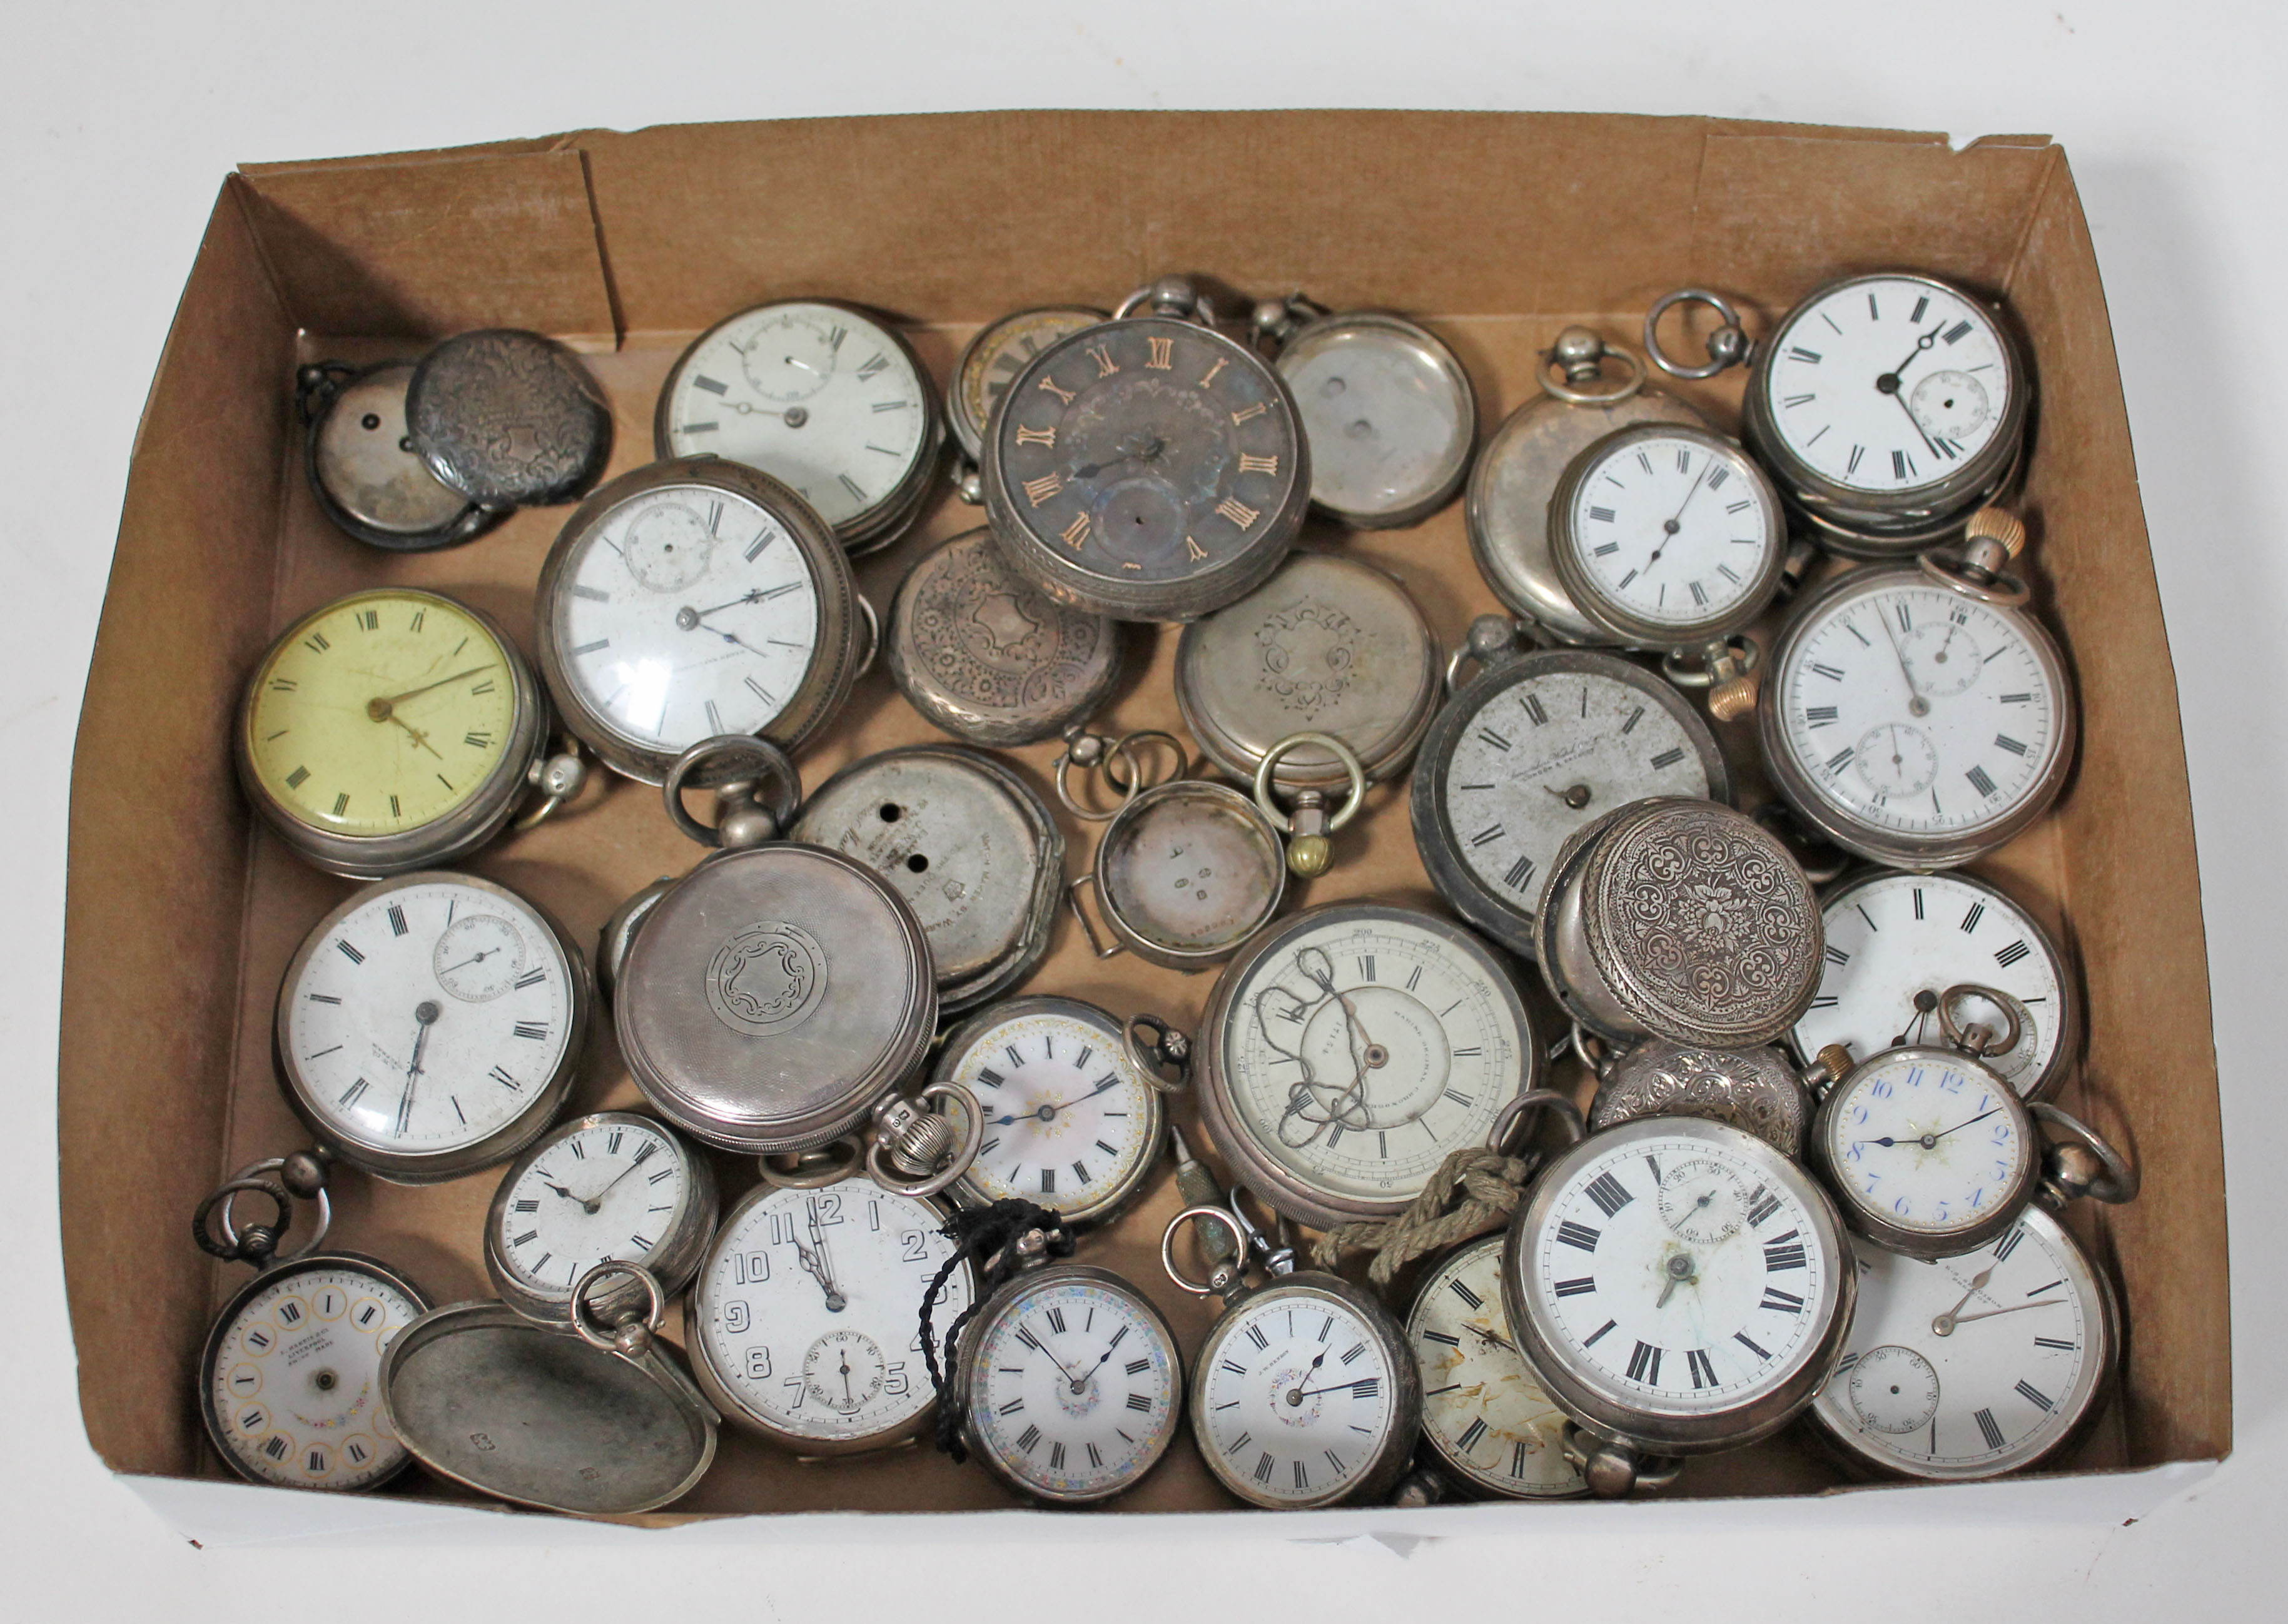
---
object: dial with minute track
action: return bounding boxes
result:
[490,1116,699,1304]
[1195,1288,1405,1508]
[949,306,1105,460]
[1816,1047,2034,1247]
[1408,1236,1586,1498]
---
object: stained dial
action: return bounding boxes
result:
[967,1276,1182,1500]
[1408,1237,1584,1498]
[945,1007,1157,1216]
[494,1118,694,1299]
[953,306,1103,456]
[1196,1291,1399,1506]
[1562,431,1777,633]
[1823,1051,2032,1238]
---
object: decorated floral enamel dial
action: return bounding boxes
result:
[1407,1234,1586,1498]
[1812,1207,2116,1480]
[948,305,1107,463]
[687,1181,974,1454]
[276,873,589,1183]
[1197,902,1539,1231]
[656,299,942,553]
[238,589,551,879]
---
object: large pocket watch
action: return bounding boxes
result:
[1412,616,1732,961]
[237,588,584,879]
[534,458,869,785]
[296,361,494,552]
[656,298,944,555]
[946,305,1109,488]
[981,276,1310,623]
[275,871,592,1183]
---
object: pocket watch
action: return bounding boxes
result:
[1196,900,1541,1232]
[656,298,944,554]
[1252,295,1477,528]
[1757,509,2075,869]
[1163,1201,1421,1508]
[296,361,494,552]
[484,1111,719,1324]
[276,871,591,1183]
[1406,1233,1587,1500]
[1810,1206,2118,1480]
[981,276,1309,622]
[948,305,1108,468]
[1537,797,1823,1050]
[1794,867,2079,1102]
[193,1159,427,1492]
[534,457,869,785]
[886,527,1125,747]
[1585,1038,1813,1161]
[237,588,580,879]
[1467,328,1713,645]
[787,744,1061,1015]
[1412,616,1731,961]
[404,328,613,511]
[1502,1116,1855,1494]
[1175,551,1441,792]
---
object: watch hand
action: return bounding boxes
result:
[1070,1340,1123,1394]
[539,1180,585,1204]
[384,710,445,760]
[1878,610,1925,706]
[839,1351,854,1406]
[1641,460,1713,574]
[393,1002,438,1136]
[1283,1346,1332,1406]
[1292,1378,1380,1400]
[577,1158,643,1213]
[1931,1265,1997,1333]
[1885,383,1941,457]
[791,1240,848,1313]
[806,1201,843,1298]
[1878,323,1946,388]
[689,590,767,619]
[1942,1300,2065,1328]
[367,665,497,719]
[782,354,822,375]
[434,947,499,976]
[991,1096,1071,1127]
[1464,1322,1520,1356]
[1024,1321,1088,1388]
[1655,1250,1698,1309]
[1854,1104,1998,1150]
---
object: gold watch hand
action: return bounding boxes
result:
[367,664,497,720]
[1941,1300,2064,1328]
[385,712,443,760]
[1930,1265,1997,1334]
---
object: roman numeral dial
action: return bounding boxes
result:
[1196,1289,1405,1508]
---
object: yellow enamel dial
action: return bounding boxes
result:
[245,591,520,836]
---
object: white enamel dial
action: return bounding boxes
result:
[1409,1237,1584,1498]
[205,1261,421,1490]
[282,877,574,1161]
[1197,1289,1400,1506]
[1796,872,2070,1099]
[1815,1211,2110,1477]
[966,1273,1182,1500]
[1760,278,2015,493]
[944,1005,1158,1218]
[661,302,931,529]
[492,1117,695,1299]
[1821,1051,2032,1239]
[692,1184,971,1446]
[1561,431,1778,633]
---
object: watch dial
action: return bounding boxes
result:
[1408,1238,1584,1498]
[1815,1212,2108,1477]
[494,1118,692,1298]
[661,302,931,530]
[1562,431,1777,632]
[1278,318,1470,520]
[547,482,822,754]
[693,1185,971,1445]
[953,307,1104,456]
[245,592,518,836]
[283,877,575,1159]
[967,1276,1182,1500]
[1197,1289,1398,1506]
[205,1261,420,1490]
[1796,872,2068,1098]
[1760,277,2015,494]
[944,1007,1157,1216]
[1823,1051,2032,1238]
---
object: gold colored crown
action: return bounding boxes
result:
[1963,506,2026,558]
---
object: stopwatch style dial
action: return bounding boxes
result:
[1199,904,1539,1231]
[1813,1047,2037,1257]
[949,306,1106,460]
[1407,1236,1586,1498]
[486,1114,712,1319]
[964,1269,1183,1503]
[200,1256,425,1491]
[1193,1281,1418,1509]
[1813,1209,2115,1479]
[1762,568,2073,868]
[941,999,1165,1227]
[278,874,586,1183]
[1796,870,2076,1100]
[689,1183,974,1453]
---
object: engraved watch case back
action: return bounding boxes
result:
[1587,1039,1812,1159]
[405,330,612,510]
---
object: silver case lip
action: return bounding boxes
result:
[685,1180,972,1457]
[789,745,1063,1016]
[273,870,594,1185]
[1501,1116,1856,1457]
[1088,779,1289,971]
[939,994,1169,1229]
[1741,271,2032,555]
[1195,900,1541,1232]
[1274,309,1477,530]
[303,360,499,553]
[198,1250,432,1493]
[533,457,865,787]
[1756,563,2078,869]
[947,305,1110,462]
[1808,1043,2042,1261]
[236,590,549,881]
[1410,646,1733,962]
[956,1261,1186,1504]
[378,1299,719,1515]
[1546,422,1789,649]
[482,1111,721,1325]
[654,298,946,557]
[980,316,1310,623]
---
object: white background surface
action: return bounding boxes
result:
[3,1,2279,1616]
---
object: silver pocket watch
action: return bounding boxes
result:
[1584,1037,1813,1161]
[296,361,495,552]
[947,305,1109,484]
[403,329,614,512]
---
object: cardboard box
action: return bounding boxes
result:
[60,110,2226,1527]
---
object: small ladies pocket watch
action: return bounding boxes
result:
[404,328,614,512]
[1068,775,1290,971]
[981,276,1309,622]
[656,298,944,554]
[1756,508,2075,869]
[1252,295,1477,528]
[238,588,580,879]
[1412,616,1731,961]
[534,457,869,785]
[276,871,591,1183]
[1810,1205,2118,1480]
[296,361,494,552]
[1794,867,2078,1102]
[948,305,1108,470]
[1502,1116,1855,1494]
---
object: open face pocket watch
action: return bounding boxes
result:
[947,304,1109,494]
